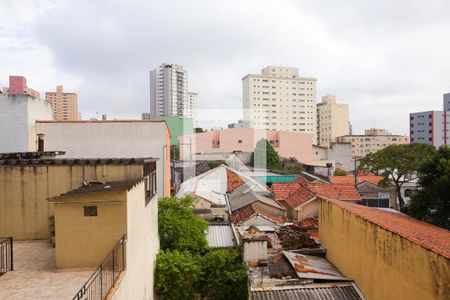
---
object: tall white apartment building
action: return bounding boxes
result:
[150,63,190,119]
[242,66,317,139]
[317,95,350,147]
[187,92,197,122]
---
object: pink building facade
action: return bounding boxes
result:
[179,128,314,165]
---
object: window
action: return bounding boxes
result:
[84,206,97,217]
[238,139,243,144]
[378,192,389,199]
[144,162,157,205]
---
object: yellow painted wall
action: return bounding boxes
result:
[53,191,127,269]
[319,199,450,300]
[0,164,143,240]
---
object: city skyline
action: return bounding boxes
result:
[1,0,450,134]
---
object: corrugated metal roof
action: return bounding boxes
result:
[206,224,237,248]
[228,184,284,212]
[251,283,365,300]
[283,251,352,281]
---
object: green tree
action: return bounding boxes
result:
[250,139,281,170]
[155,250,202,300]
[159,196,208,252]
[200,249,248,300]
[334,168,347,176]
[409,146,450,229]
[359,143,435,211]
[170,145,179,160]
[195,127,206,133]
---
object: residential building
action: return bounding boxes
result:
[142,112,151,120]
[187,92,197,122]
[35,120,171,198]
[317,95,350,147]
[150,63,196,120]
[2,75,40,98]
[242,66,317,139]
[179,127,314,165]
[157,115,194,147]
[329,175,397,209]
[0,156,160,299]
[409,93,450,147]
[45,85,79,120]
[336,128,409,158]
[0,153,161,241]
[319,198,450,300]
[228,120,247,128]
[0,93,53,153]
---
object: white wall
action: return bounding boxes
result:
[111,181,159,300]
[0,94,52,152]
[36,121,169,198]
[328,143,353,172]
[243,239,267,263]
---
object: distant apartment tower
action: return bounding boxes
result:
[2,75,40,98]
[410,93,450,147]
[336,128,409,158]
[187,92,197,122]
[243,66,317,140]
[150,63,194,120]
[45,85,78,120]
[317,95,350,147]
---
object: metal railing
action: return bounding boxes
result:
[0,237,13,276]
[72,235,126,300]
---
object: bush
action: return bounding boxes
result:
[334,168,347,176]
[200,249,248,300]
[155,250,202,300]
[159,196,208,252]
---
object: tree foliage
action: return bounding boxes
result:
[155,250,202,300]
[359,143,435,210]
[199,249,248,300]
[250,138,281,170]
[158,196,208,252]
[334,168,348,176]
[408,146,450,229]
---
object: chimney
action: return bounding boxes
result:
[37,134,45,152]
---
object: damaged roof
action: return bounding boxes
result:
[49,179,143,200]
[232,204,286,225]
[283,251,352,281]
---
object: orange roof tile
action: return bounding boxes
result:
[231,204,286,225]
[329,175,384,186]
[326,198,450,259]
[298,217,319,229]
[272,182,302,201]
[309,184,361,201]
[284,186,316,208]
[291,177,311,185]
[226,169,245,192]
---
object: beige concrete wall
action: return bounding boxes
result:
[294,199,318,221]
[54,191,127,269]
[0,164,143,240]
[319,199,450,300]
[110,181,159,300]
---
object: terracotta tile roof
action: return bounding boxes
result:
[291,176,311,185]
[309,183,361,201]
[272,182,302,201]
[231,204,286,225]
[226,169,245,192]
[326,198,450,259]
[284,186,316,208]
[329,175,384,186]
[298,217,319,229]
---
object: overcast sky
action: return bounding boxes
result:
[1,0,449,134]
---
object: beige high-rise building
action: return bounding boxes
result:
[317,95,350,147]
[46,85,79,120]
[243,66,317,139]
[336,128,409,158]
